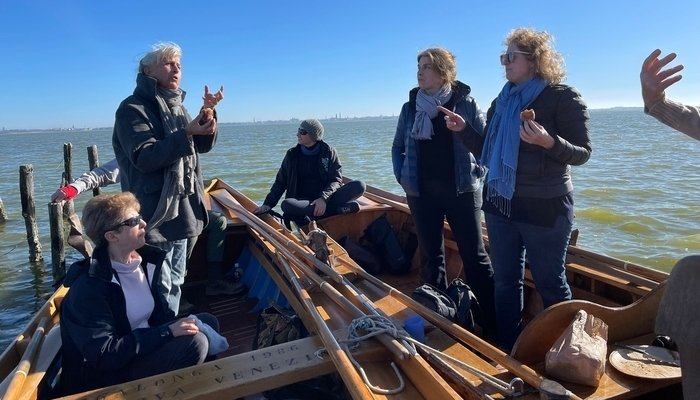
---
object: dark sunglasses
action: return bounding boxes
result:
[297,129,308,135]
[500,50,531,65]
[110,215,142,231]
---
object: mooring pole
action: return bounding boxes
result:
[87,145,100,197]
[19,164,43,262]
[48,202,66,282]
[0,197,7,223]
[62,143,74,216]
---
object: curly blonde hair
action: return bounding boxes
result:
[506,28,565,84]
[417,48,457,87]
[82,192,141,247]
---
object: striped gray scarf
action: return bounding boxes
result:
[147,87,196,232]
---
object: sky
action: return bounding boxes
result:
[1,1,700,130]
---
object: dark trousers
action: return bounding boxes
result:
[122,313,218,382]
[281,180,366,221]
[407,189,497,337]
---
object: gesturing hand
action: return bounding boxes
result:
[437,106,466,132]
[640,49,683,108]
[203,85,225,108]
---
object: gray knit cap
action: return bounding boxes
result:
[299,119,324,141]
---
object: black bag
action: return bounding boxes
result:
[361,214,411,275]
[410,280,481,334]
[338,236,383,275]
[410,283,457,321]
[445,278,480,332]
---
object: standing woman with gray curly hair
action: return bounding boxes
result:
[440,28,592,351]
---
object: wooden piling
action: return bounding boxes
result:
[48,202,66,281]
[19,165,43,262]
[87,145,100,197]
[0,196,7,223]
[61,143,75,217]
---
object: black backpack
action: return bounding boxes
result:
[361,214,411,275]
[445,278,481,332]
[410,283,457,321]
[411,279,481,334]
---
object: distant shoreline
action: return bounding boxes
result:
[0,115,401,134]
[1,107,651,134]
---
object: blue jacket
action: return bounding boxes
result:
[59,244,175,394]
[392,81,486,197]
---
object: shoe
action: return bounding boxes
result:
[178,297,196,316]
[337,201,360,215]
[206,279,247,297]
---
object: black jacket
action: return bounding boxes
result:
[459,84,591,199]
[112,73,215,243]
[59,244,175,394]
[263,141,342,208]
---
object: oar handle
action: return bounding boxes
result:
[2,317,49,400]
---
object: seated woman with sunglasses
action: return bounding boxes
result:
[58,192,222,395]
[255,118,365,227]
[440,28,591,352]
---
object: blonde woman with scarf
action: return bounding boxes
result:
[440,29,592,352]
[113,42,224,316]
[392,48,497,340]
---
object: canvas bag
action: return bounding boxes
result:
[252,303,303,350]
[252,304,348,400]
[545,309,608,387]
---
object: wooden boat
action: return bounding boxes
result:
[0,178,682,399]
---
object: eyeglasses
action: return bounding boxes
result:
[500,51,531,65]
[297,129,308,135]
[110,215,142,231]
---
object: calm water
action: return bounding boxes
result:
[1,108,699,352]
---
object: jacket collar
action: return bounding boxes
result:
[64,244,167,287]
[409,80,471,105]
[134,73,187,102]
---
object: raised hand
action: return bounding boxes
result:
[641,49,684,108]
[203,85,225,108]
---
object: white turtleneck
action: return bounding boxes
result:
[111,255,156,330]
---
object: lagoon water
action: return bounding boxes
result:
[1,108,699,352]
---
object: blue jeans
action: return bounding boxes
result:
[154,238,189,315]
[484,211,573,352]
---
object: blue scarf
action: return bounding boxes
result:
[481,77,548,215]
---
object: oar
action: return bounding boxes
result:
[2,317,49,400]
[274,253,376,399]
[337,257,578,400]
[220,193,410,361]
[212,189,467,398]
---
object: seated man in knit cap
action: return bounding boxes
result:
[254,118,365,227]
